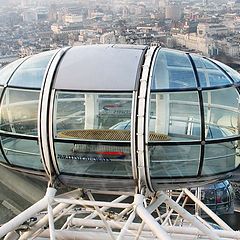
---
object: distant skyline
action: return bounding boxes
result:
[0,0,234,4]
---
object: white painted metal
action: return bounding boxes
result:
[134,194,171,240]
[70,219,240,239]
[0,187,56,239]
[1,187,239,240]
[19,189,82,240]
[38,47,70,180]
[18,203,70,240]
[48,88,58,174]
[116,211,136,240]
[131,90,138,182]
[84,94,99,129]
[143,46,159,193]
[155,93,169,134]
[162,191,221,240]
[184,188,233,231]
[48,202,56,240]
[54,197,132,208]
[136,46,157,192]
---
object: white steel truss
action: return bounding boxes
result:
[1,187,240,240]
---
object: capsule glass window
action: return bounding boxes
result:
[54,91,133,178]
[1,88,39,136]
[151,49,197,90]
[148,92,201,142]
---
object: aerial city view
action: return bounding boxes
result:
[1,0,240,239]
[0,0,240,66]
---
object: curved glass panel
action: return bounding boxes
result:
[55,92,132,139]
[54,91,133,178]
[201,180,234,214]
[0,58,26,86]
[0,87,7,163]
[1,88,39,136]
[191,55,232,87]
[149,145,200,177]
[55,142,132,177]
[151,49,197,89]
[2,137,43,170]
[0,150,6,164]
[202,87,240,139]
[8,50,57,88]
[202,141,238,175]
[211,59,240,83]
[148,92,201,141]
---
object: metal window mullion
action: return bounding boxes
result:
[151,84,234,92]
[49,89,60,175]
[0,87,11,165]
[136,46,157,193]
[144,47,160,193]
[203,57,235,85]
[131,90,138,181]
[5,89,16,134]
[187,53,205,176]
[38,47,70,183]
[197,92,206,176]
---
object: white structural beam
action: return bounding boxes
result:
[136,46,157,192]
[162,191,221,240]
[38,228,240,240]
[184,188,233,231]
[1,187,240,240]
[70,218,240,238]
[134,194,172,240]
[0,188,56,239]
[84,94,99,129]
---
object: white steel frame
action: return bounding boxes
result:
[1,187,240,240]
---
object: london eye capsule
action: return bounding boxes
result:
[0,45,239,192]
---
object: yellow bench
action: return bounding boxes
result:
[58,129,170,141]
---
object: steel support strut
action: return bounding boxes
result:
[1,188,240,240]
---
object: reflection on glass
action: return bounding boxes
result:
[0,58,25,86]
[0,150,6,163]
[191,55,232,87]
[202,88,240,139]
[201,180,234,215]
[55,92,132,141]
[8,50,57,88]
[55,91,133,177]
[1,88,39,136]
[149,92,201,141]
[202,142,237,175]
[149,145,200,177]
[211,59,240,83]
[55,142,132,177]
[2,136,43,170]
[151,49,197,89]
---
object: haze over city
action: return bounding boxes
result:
[0,0,240,70]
